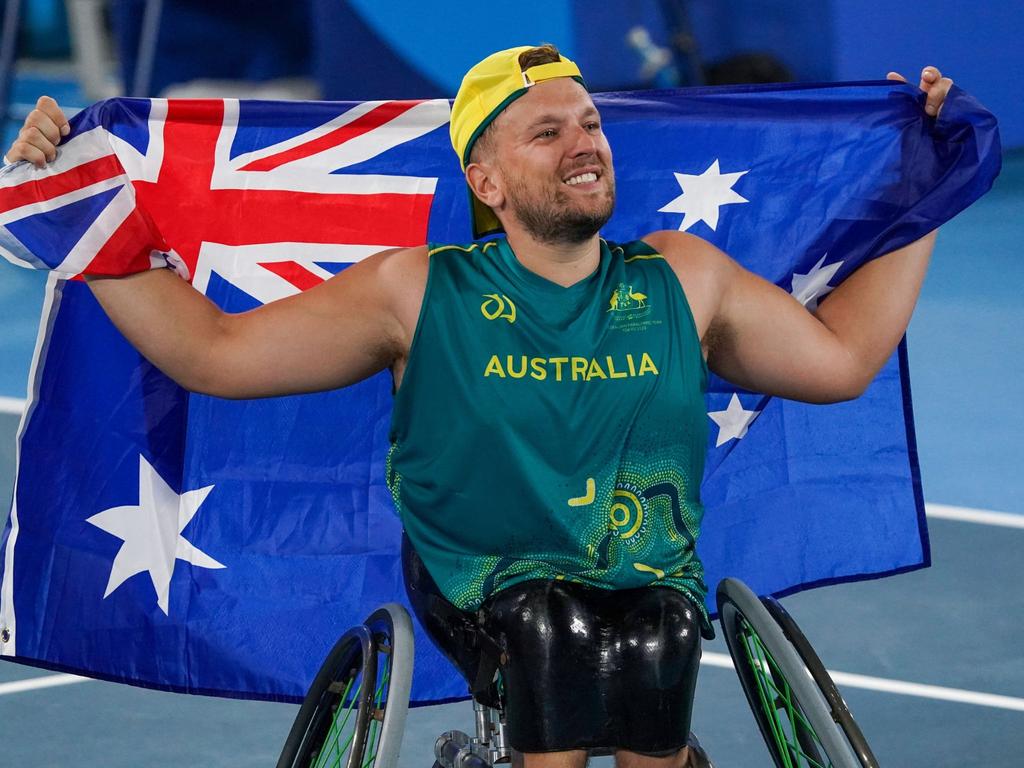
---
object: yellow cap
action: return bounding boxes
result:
[450,45,584,238]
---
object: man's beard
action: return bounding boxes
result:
[504,170,616,245]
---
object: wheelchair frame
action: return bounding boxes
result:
[279,580,879,768]
[716,578,879,768]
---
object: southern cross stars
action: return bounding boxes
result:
[791,253,844,311]
[658,159,749,232]
[87,455,225,615]
[708,394,762,448]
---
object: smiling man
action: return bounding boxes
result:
[7,43,952,768]
[390,46,947,768]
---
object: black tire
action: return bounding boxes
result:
[277,624,378,768]
[717,578,877,768]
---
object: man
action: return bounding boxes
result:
[7,44,951,768]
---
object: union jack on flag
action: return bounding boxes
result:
[0,84,1000,703]
[0,97,453,295]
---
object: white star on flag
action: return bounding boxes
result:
[87,455,225,615]
[658,159,749,232]
[708,393,762,448]
[791,253,844,310]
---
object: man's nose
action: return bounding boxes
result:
[567,125,598,157]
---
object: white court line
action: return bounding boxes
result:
[925,503,1024,529]
[702,652,1024,712]
[0,396,24,415]
[0,672,89,696]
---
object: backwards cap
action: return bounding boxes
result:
[450,45,584,239]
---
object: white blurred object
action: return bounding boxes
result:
[160,78,321,101]
[65,0,121,99]
[626,25,679,87]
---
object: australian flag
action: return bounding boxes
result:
[0,82,1000,703]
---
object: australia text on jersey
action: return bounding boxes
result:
[483,353,660,381]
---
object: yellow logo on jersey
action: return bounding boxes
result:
[607,283,659,333]
[480,293,516,323]
[607,283,648,313]
[610,486,646,539]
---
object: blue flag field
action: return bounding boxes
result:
[0,81,1000,703]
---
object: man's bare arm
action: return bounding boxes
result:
[644,65,951,403]
[6,95,430,399]
[646,229,933,403]
[86,246,424,399]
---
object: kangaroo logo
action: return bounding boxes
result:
[480,293,517,324]
[607,283,648,313]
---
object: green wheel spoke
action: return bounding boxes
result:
[746,624,796,768]
[759,644,824,745]
[281,612,412,768]
[742,618,836,768]
[375,662,390,702]
[362,655,391,768]
[333,677,363,750]
[742,623,796,768]
[718,584,872,768]
[773,658,807,765]
[744,633,789,766]
[316,713,358,768]
[361,723,380,768]
[312,672,363,768]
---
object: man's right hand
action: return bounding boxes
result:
[5,96,70,167]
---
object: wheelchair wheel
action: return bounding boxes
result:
[364,603,415,768]
[278,603,415,768]
[717,579,878,768]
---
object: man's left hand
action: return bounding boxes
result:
[887,66,953,117]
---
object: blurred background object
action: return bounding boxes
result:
[113,0,315,98]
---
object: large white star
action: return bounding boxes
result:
[87,455,225,615]
[658,159,749,232]
[708,394,762,448]
[790,253,844,311]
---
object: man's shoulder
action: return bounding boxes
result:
[633,231,738,337]
[639,229,720,259]
[638,230,735,282]
[367,244,430,285]
[320,244,428,324]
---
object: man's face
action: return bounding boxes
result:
[484,78,616,244]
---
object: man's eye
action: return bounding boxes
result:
[586,122,601,132]
[536,129,557,139]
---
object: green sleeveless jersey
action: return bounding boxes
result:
[387,236,710,627]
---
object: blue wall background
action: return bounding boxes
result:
[316,0,1020,147]
[104,0,1020,147]
[828,0,1021,148]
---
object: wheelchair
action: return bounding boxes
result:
[277,577,880,768]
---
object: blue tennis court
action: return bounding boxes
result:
[0,78,1021,767]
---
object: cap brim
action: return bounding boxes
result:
[468,184,503,240]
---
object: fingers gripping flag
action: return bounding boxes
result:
[0,83,1000,703]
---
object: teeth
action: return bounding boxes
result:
[565,172,598,186]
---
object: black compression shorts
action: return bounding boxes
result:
[402,537,702,754]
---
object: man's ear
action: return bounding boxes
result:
[466,161,504,211]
